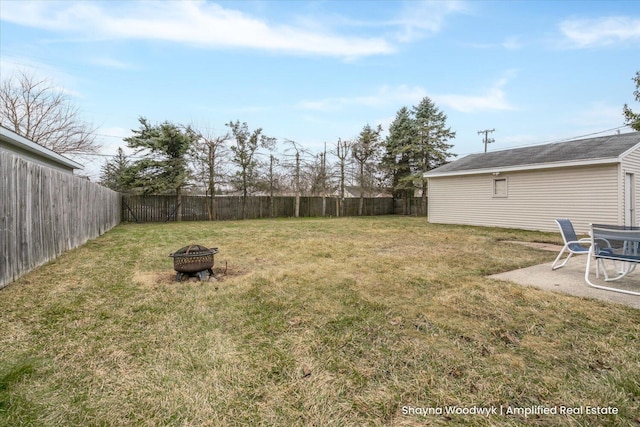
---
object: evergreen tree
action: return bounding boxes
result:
[412,97,456,214]
[99,147,131,192]
[124,117,195,220]
[382,97,456,215]
[623,71,640,131]
[382,107,415,210]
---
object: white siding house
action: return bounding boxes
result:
[424,132,640,234]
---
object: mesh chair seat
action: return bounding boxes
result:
[551,219,590,270]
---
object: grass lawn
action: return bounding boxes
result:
[1,216,639,426]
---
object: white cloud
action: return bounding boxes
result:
[465,36,523,50]
[391,0,468,43]
[297,85,427,112]
[434,88,512,113]
[501,36,523,50]
[0,1,394,59]
[298,76,515,114]
[569,102,626,127]
[89,57,135,70]
[434,72,516,113]
[96,128,130,154]
[559,16,640,48]
[0,56,83,97]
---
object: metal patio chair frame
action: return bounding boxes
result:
[551,219,592,270]
[585,224,640,296]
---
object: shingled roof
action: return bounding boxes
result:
[425,131,640,177]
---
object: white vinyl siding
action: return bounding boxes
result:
[621,148,640,226]
[428,164,619,233]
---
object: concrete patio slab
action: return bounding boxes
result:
[490,258,640,310]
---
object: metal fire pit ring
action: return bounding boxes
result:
[169,244,218,282]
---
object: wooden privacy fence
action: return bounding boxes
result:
[394,197,427,216]
[121,195,418,222]
[0,151,121,289]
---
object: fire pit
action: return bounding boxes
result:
[169,244,218,282]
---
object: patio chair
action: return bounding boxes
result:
[551,219,592,270]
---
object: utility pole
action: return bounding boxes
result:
[335,138,350,217]
[478,129,495,153]
[284,139,303,218]
[269,154,275,218]
[320,143,327,216]
[295,150,300,218]
[322,142,327,195]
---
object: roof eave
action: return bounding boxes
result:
[0,126,83,170]
[617,141,640,161]
[424,157,620,178]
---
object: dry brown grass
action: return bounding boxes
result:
[1,217,639,426]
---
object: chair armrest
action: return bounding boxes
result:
[593,238,612,248]
[567,239,591,247]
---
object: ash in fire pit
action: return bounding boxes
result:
[169,244,218,282]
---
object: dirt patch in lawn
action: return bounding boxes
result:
[501,240,563,252]
[132,266,242,288]
[132,271,178,287]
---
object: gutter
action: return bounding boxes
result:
[0,126,83,170]
[423,157,621,178]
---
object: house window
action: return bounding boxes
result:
[493,177,507,197]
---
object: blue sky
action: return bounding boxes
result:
[1,0,639,178]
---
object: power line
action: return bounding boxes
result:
[543,125,630,143]
[456,124,633,157]
[95,133,129,139]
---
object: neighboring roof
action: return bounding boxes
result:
[425,131,640,177]
[343,185,392,198]
[0,125,83,171]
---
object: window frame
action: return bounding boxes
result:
[492,177,508,198]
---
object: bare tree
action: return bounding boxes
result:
[226,120,276,219]
[282,139,313,217]
[333,138,352,216]
[0,70,100,155]
[190,125,230,220]
[265,154,286,217]
[352,124,383,215]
